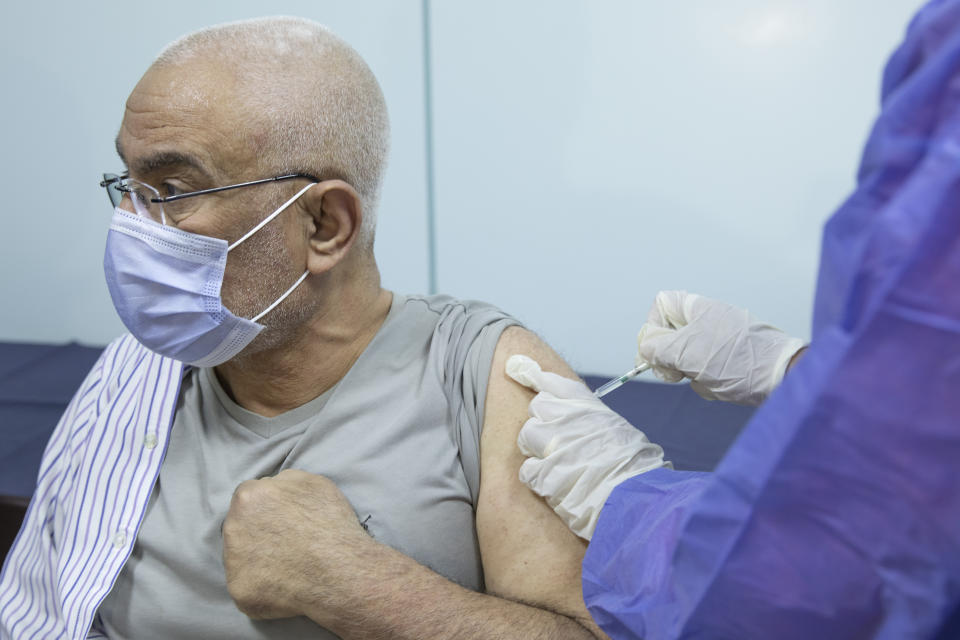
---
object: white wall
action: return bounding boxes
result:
[429,0,924,375]
[0,1,926,376]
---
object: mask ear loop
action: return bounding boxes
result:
[232,181,317,323]
[251,270,310,323]
[228,182,317,251]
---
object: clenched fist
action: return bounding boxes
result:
[222,469,374,625]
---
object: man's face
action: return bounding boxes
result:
[116,61,312,324]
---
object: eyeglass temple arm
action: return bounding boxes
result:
[152,173,319,203]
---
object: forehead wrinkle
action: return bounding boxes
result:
[122,65,245,181]
[118,111,229,182]
[129,150,212,180]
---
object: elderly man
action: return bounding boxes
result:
[0,17,606,640]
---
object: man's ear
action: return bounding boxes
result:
[300,180,363,274]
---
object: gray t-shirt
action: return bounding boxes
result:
[98,293,518,639]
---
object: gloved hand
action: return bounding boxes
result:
[636,290,807,406]
[506,354,670,540]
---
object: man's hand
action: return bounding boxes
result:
[637,290,807,406]
[222,469,373,624]
[223,466,600,639]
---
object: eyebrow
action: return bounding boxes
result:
[115,137,211,181]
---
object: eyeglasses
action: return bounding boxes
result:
[99,172,320,225]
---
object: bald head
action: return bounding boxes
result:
[149,17,390,247]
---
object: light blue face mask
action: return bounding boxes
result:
[103,183,315,367]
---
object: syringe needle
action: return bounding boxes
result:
[594,363,651,399]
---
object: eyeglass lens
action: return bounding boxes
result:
[103,174,125,208]
[104,176,168,224]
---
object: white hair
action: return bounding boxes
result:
[154,16,390,248]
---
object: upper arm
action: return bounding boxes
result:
[476,326,606,637]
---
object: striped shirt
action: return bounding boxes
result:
[0,335,184,639]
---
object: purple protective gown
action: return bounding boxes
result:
[582,2,960,638]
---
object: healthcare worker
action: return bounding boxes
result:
[506,289,805,539]
[508,0,960,638]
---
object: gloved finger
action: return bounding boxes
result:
[517,455,547,495]
[636,324,686,383]
[635,322,670,362]
[506,354,593,400]
[690,379,720,401]
[652,367,685,383]
[680,290,708,322]
[505,354,545,391]
[519,453,574,508]
[527,386,608,423]
[554,502,596,541]
[646,290,691,329]
[517,416,560,457]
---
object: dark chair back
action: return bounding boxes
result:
[0,494,29,565]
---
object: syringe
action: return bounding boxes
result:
[593,363,651,399]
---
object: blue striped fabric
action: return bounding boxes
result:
[0,335,184,640]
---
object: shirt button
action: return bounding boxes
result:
[144,433,158,449]
[112,531,127,549]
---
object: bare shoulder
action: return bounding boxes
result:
[477,326,606,636]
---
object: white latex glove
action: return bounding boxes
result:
[636,290,807,407]
[505,354,670,540]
